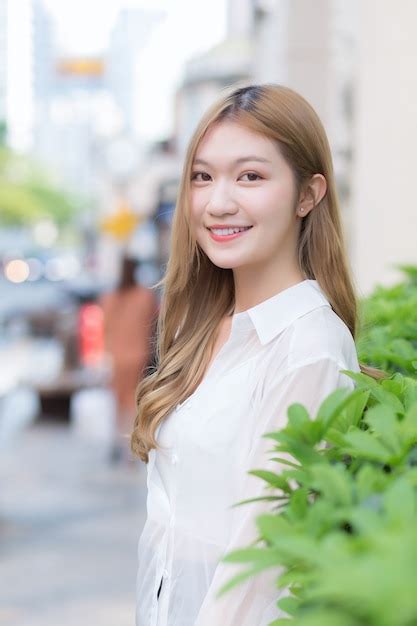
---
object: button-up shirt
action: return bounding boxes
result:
[135,279,360,626]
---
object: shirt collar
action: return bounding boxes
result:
[231,279,331,346]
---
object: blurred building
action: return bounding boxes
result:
[0,0,7,130]
[175,37,253,157]
[32,0,68,183]
[32,0,56,116]
[33,0,116,196]
[32,0,102,195]
[29,2,162,200]
[0,0,33,150]
[175,0,254,156]
[38,56,109,196]
[106,8,161,137]
[350,0,417,294]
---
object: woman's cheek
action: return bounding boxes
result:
[190,194,207,221]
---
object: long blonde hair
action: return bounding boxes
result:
[131,82,385,463]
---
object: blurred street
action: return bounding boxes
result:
[0,420,147,626]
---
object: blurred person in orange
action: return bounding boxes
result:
[100,255,158,464]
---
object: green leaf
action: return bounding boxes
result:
[369,386,404,414]
[364,404,403,456]
[270,456,301,469]
[287,403,311,428]
[340,370,380,390]
[257,533,320,566]
[248,469,292,493]
[315,387,354,433]
[405,466,417,485]
[284,440,325,465]
[324,428,349,447]
[276,595,301,616]
[288,487,309,521]
[400,404,417,445]
[383,477,416,523]
[309,464,353,506]
[403,380,417,411]
[380,374,405,397]
[329,390,370,434]
[350,506,383,533]
[230,495,285,508]
[286,403,323,446]
[282,467,311,485]
[341,430,392,462]
[356,465,388,501]
[256,513,292,544]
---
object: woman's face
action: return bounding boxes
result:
[189,120,301,272]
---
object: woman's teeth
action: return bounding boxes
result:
[210,226,252,235]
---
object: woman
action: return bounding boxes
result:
[100,255,158,463]
[131,83,382,625]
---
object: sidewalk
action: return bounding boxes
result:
[0,420,147,626]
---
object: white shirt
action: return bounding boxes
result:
[135,279,360,626]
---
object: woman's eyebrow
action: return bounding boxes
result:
[193,156,271,166]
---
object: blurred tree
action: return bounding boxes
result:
[0,120,6,145]
[0,145,83,227]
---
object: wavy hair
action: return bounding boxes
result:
[131,82,385,463]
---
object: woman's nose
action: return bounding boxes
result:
[207,182,238,214]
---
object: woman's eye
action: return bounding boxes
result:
[241,172,262,181]
[191,171,211,182]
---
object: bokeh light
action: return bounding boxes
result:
[4,258,30,283]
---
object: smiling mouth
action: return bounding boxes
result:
[207,226,254,242]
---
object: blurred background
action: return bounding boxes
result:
[0,0,416,624]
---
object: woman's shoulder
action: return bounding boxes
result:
[284,304,359,371]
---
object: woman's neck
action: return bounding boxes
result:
[232,267,306,314]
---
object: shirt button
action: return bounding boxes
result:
[171,452,178,465]
[169,515,175,528]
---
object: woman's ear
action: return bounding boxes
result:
[297,174,327,217]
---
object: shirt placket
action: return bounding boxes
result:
[155,400,189,625]
[145,447,167,626]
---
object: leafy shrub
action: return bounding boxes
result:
[357,265,417,377]
[219,371,417,626]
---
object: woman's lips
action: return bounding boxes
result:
[207,226,253,242]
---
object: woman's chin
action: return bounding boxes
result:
[208,255,248,270]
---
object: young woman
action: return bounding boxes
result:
[131,83,381,626]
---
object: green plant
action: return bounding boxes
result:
[357,265,417,377]
[219,371,417,626]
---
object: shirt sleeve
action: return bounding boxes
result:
[194,357,355,626]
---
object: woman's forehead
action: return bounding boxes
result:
[194,121,280,165]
